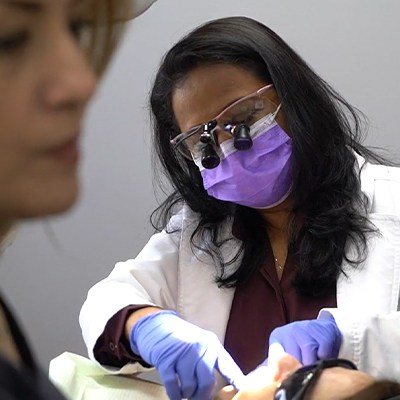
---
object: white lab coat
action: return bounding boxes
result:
[79,155,400,381]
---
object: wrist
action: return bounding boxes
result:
[127,309,179,358]
[124,306,163,341]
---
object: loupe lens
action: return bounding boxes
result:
[201,144,220,169]
[233,124,252,150]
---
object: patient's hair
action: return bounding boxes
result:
[346,380,400,400]
[78,0,134,73]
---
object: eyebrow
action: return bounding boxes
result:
[1,0,43,12]
[1,0,80,13]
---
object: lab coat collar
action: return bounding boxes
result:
[354,152,374,213]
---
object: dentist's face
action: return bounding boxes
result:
[0,0,97,220]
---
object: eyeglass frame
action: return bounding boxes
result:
[169,83,279,159]
[274,358,358,400]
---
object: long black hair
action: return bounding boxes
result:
[149,16,384,297]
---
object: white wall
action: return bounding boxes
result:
[0,0,399,370]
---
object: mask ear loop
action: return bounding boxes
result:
[272,103,282,120]
[263,103,282,125]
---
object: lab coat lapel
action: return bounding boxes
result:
[177,218,236,344]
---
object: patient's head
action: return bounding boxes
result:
[217,354,400,400]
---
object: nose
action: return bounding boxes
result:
[40,32,97,111]
[215,126,234,146]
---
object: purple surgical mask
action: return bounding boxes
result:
[194,114,293,209]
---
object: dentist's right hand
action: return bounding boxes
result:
[127,309,244,400]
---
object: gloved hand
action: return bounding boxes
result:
[268,317,342,366]
[129,310,244,400]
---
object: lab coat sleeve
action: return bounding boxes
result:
[79,211,184,373]
[319,309,400,381]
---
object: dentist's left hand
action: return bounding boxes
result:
[128,309,244,400]
[268,317,342,366]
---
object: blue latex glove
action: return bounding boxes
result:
[130,310,244,400]
[269,317,342,366]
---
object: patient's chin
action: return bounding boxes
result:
[272,354,302,381]
[215,382,277,400]
[214,354,302,400]
[214,385,237,400]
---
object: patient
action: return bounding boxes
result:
[216,349,400,400]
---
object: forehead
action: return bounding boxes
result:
[172,63,268,132]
